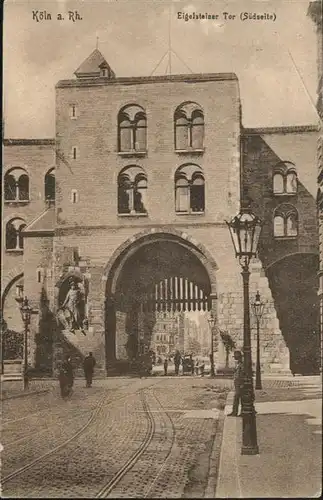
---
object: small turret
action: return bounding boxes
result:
[74,49,115,79]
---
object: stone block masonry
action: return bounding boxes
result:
[217,259,290,373]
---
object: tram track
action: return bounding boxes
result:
[3,408,92,448]
[2,390,108,485]
[2,401,90,427]
[142,390,177,499]
[2,379,163,488]
[2,379,133,427]
[95,386,177,499]
[3,379,222,498]
[2,382,136,450]
[96,389,156,498]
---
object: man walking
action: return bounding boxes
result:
[190,354,194,376]
[59,355,74,399]
[174,350,181,376]
[163,357,168,376]
[228,350,244,417]
[83,352,96,388]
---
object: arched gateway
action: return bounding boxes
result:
[102,229,218,372]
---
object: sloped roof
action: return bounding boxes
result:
[74,49,115,78]
[23,206,55,235]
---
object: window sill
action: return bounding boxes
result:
[6,249,24,254]
[273,192,297,196]
[274,236,298,240]
[118,212,148,217]
[118,150,147,157]
[176,211,205,216]
[4,200,30,205]
[175,148,205,154]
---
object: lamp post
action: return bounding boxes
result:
[252,291,265,390]
[15,294,33,390]
[226,207,262,455]
[1,315,7,375]
[208,311,216,378]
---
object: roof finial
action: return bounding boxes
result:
[96,36,99,50]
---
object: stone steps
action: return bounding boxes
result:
[2,360,23,382]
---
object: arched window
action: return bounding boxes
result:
[273,173,284,194]
[175,112,189,151]
[286,213,298,236]
[174,103,204,151]
[175,176,189,212]
[273,205,298,238]
[119,114,132,152]
[273,215,284,237]
[191,110,204,149]
[273,163,297,195]
[175,164,205,213]
[134,113,147,151]
[18,175,29,200]
[4,168,29,201]
[117,166,148,214]
[286,171,297,193]
[118,105,147,152]
[134,175,147,213]
[4,174,16,200]
[118,174,131,214]
[45,168,55,202]
[6,218,26,250]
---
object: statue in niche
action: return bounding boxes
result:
[57,277,87,334]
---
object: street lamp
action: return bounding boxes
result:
[15,294,33,390]
[207,311,216,378]
[226,207,262,455]
[1,315,7,375]
[252,291,265,390]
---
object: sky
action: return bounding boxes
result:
[3,0,320,138]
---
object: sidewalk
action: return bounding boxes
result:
[1,378,56,400]
[216,376,322,498]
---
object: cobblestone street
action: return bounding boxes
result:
[2,377,231,498]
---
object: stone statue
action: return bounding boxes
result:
[58,278,87,334]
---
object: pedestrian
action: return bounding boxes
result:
[200,360,205,377]
[195,359,199,376]
[163,357,168,376]
[174,350,181,376]
[59,355,74,399]
[190,354,194,376]
[228,350,244,417]
[83,352,96,387]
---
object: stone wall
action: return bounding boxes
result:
[217,259,289,373]
[242,127,319,269]
[2,141,55,329]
